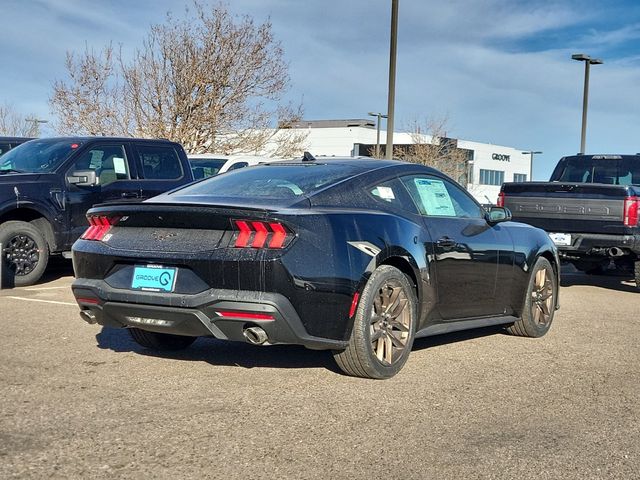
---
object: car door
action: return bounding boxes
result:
[65,142,139,244]
[133,143,187,199]
[399,174,513,320]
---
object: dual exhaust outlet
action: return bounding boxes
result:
[243,326,269,345]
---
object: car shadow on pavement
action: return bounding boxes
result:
[412,325,506,352]
[95,327,342,373]
[560,270,637,293]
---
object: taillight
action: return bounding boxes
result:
[623,196,639,227]
[232,220,291,249]
[80,215,120,241]
[497,192,505,207]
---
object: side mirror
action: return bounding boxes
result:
[486,206,512,224]
[68,170,98,187]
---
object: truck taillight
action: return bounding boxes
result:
[497,192,505,207]
[232,220,292,249]
[81,215,120,241]
[623,196,639,227]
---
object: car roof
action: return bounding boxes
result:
[0,136,33,142]
[26,136,179,144]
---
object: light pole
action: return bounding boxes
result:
[522,151,542,181]
[385,0,399,160]
[571,53,603,154]
[368,112,387,157]
[25,118,48,137]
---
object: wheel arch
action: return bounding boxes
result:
[377,251,421,303]
[0,207,56,252]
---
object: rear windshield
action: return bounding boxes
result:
[0,139,80,173]
[173,163,364,201]
[189,158,227,179]
[553,155,640,185]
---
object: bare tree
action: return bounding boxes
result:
[50,2,306,156]
[0,103,38,137]
[50,44,132,137]
[396,116,471,185]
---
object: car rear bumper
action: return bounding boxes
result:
[72,279,348,351]
[555,233,639,257]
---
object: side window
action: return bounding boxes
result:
[401,175,484,219]
[226,161,249,171]
[137,145,183,180]
[369,178,418,214]
[68,144,129,186]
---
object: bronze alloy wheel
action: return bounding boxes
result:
[371,282,411,366]
[531,266,554,326]
[506,257,556,338]
[333,265,417,379]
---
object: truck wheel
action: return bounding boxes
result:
[0,221,50,287]
[128,328,197,350]
[506,257,557,337]
[634,261,640,289]
[333,265,417,379]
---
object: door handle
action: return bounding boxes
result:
[436,237,456,249]
[121,192,139,199]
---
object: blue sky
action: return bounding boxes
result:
[1,0,639,178]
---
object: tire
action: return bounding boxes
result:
[506,257,557,337]
[333,265,417,379]
[634,260,640,289]
[128,328,197,350]
[0,220,50,287]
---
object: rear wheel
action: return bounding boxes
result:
[634,260,640,289]
[506,257,557,337]
[128,328,197,350]
[0,221,50,287]
[333,265,417,379]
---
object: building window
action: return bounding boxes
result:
[513,173,527,182]
[479,169,504,186]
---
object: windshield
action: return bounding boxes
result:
[189,158,227,179]
[554,155,640,185]
[0,140,80,173]
[173,163,364,201]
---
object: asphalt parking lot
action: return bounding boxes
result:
[1,261,638,479]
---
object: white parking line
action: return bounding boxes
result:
[24,286,71,291]
[6,296,77,306]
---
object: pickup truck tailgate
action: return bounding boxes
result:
[501,182,632,235]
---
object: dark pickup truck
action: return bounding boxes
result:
[499,154,640,287]
[0,137,194,286]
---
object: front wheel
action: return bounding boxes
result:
[0,220,50,287]
[333,265,417,379]
[506,257,557,337]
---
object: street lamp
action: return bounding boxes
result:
[25,118,48,137]
[571,53,603,154]
[385,0,399,160]
[368,112,387,157]
[522,151,542,181]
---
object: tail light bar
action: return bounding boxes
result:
[81,215,120,241]
[497,192,505,207]
[232,220,292,249]
[623,196,639,227]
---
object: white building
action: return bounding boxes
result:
[275,119,530,205]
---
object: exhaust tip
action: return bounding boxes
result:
[79,310,97,324]
[608,247,625,257]
[243,326,268,345]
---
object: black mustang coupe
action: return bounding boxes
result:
[72,157,559,379]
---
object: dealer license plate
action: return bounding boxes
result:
[548,233,572,246]
[131,265,177,292]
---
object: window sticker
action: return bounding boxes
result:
[414,178,455,216]
[375,186,395,200]
[113,157,127,175]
